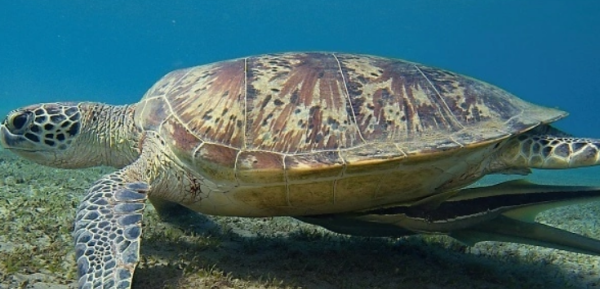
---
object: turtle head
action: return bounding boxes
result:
[0,103,83,167]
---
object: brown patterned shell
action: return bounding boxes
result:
[134,52,565,215]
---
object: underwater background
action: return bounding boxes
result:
[1,0,600,138]
[1,1,600,288]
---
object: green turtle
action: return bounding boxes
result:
[2,52,600,288]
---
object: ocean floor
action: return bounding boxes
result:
[0,147,599,289]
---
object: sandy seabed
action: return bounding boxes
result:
[0,148,599,289]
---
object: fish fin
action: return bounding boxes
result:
[410,189,459,211]
[450,215,600,255]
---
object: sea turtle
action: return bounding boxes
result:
[2,52,600,288]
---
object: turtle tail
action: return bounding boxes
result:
[497,125,600,170]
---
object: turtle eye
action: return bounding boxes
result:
[9,111,33,133]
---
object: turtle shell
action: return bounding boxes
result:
[134,52,566,216]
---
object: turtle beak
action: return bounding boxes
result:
[0,125,14,149]
[0,124,37,151]
[298,180,600,255]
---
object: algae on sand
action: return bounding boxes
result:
[0,148,599,289]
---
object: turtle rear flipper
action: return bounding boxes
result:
[74,172,149,289]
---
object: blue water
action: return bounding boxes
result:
[1,1,599,138]
[1,2,600,287]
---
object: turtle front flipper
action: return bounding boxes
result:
[494,125,600,170]
[297,180,600,255]
[74,171,149,289]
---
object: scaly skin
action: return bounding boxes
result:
[73,130,174,288]
[74,177,148,289]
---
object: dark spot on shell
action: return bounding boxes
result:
[290,89,300,104]
[315,133,323,143]
[327,117,340,129]
[262,113,273,126]
[309,105,321,115]
[202,109,213,120]
[261,95,272,109]
[247,86,259,100]
[346,81,363,97]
